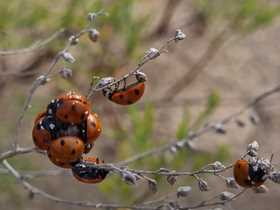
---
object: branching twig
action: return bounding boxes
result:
[2,159,246,210]
[117,83,280,165]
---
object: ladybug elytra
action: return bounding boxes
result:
[47,91,91,124]
[101,71,147,105]
[72,156,108,184]
[233,159,267,188]
[48,136,85,163]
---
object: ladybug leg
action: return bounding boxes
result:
[114,81,120,91]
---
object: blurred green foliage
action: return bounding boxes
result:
[192,90,220,129]
[194,0,280,33]
[0,157,35,209]
[99,93,229,202]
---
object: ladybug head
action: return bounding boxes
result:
[95,77,115,89]
[47,99,63,115]
[248,158,271,184]
[135,71,147,82]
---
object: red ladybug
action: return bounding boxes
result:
[47,136,85,163]
[47,153,79,169]
[32,113,52,150]
[47,91,91,124]
[233,159,266,188]
[72,156,108,184]
[101,71,147,105]
[85,112,102,144]
[34,111,46,124]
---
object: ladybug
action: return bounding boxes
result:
[47,136,85,163]
[34,111,46,124]
[233,159,266,188]
[101,71,147,105]
[47,91,91,124]
[72,156,108,184]
[48,153,80,169]
[80,112,102,144]
[32,113,59,150]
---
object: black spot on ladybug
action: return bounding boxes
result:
[134,89,140,95]
[119,94,124,99]
[60,139,65,146]
[127,100,133,104]
[64,114,69,119]
[83,101,87,105]
[91,122,96,128]
[71,149,76,155]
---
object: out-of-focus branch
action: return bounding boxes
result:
[2,160,155,210]
[87,29,186,98]
[2,159,246,210]
[163,27,230,101]
[118,83,280,165]
[12,11,107,148]
[151,0,183,37]
[0,147,36,161]
[0,29,65,56]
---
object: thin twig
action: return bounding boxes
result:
[117,83,280,165]
[0,29,65,56]
[2,160,155,210]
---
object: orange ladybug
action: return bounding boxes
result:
[32,114,60,150]
[84,112,102,144]
[47,136,85,163]
[233,159,266,188]
[47,91,91,124]
[47,153,79,169]
[101,71,147,105]
[34,111,46,124]
[72,156,108,184]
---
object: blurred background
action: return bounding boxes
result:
[1,0,280,209]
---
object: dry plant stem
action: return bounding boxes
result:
[1,82,280,162]
[14,54,61,148]
[12,17,101,148]
[153,0,183,36]
[118,83,280,165]
[0,161,233,181]
[0,147,36,161]
[86,37,178,99]
[2,159,246,210]
[180,189,247,210]
[2,160,155,210]
[0,29,65,56]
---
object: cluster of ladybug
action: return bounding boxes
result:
[233,158,268,188]
[32,71,149,184]
[32,91,108,184]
